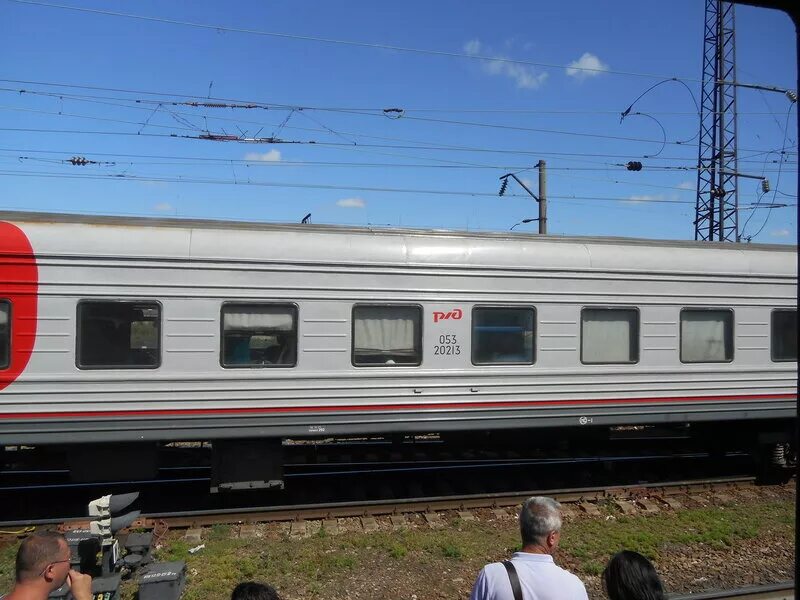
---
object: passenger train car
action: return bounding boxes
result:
[0,211,796,489]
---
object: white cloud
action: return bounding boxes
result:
[621,194,660,205]
[463,39,548,90]
[770,228,791,238]
[463,39,482,55]
[566,52,609,81]
[677,181,695,190]
[244,149,282,162]
[337,197,366,208]
[153,202,174,212]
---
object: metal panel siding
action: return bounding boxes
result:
[0,214,795,444]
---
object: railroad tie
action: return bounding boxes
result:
[184,528,203,543]
[390,515,408,530]
[322,520,339,535]
[361,517,378,532]
[657,496,682,510]
[614,500,637,515]
[492,509,509,520]
[636,499,661,514]
[424,513,444,528]
[289,520,307,538]
[457,511,476,522]
[579,502,601,516]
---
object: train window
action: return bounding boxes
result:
[581,308,639,364]
[771,309,797,362]
[0,301,9,370]
[680,308,733,363]
[352,305,422,366]
[221,303,297,368]
[472,307,535,365]
[77,301,161,369]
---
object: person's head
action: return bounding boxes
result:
[15,531,71,590]
[519,496,562,553]
[603,550,665,600]
[231,581,281,600]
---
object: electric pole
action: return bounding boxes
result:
[695,0,739,242]
[499,160,547,234]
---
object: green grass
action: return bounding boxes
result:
[0,498,793,600]
[561,500,793,570]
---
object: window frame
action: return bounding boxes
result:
[351,303,423,367]
[770,308,798,363]
[579,306,640,365]
[219,301,299,369]
[75,299,163,370]
[471,305,536,366]
[0,299,10,371]
[679,307,734,364]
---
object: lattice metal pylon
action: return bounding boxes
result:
[695,0,739,242]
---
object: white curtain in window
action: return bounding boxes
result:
[681,311,729,362]
[582,310,636,363]
[224,306,293,331]
[0,306,7,327]
[354,307,417,352]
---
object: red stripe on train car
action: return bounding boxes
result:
[0,221,38,392]
[0,393,795,420]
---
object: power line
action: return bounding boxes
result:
[2,85,792,118]
[2,81,796,157]
[1,168,796,208]
[4,128,797,170]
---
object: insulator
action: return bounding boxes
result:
[499,178,509,196]
[786,90,797,103]
[626,161,642,171]
[69,156,88,166]
[761,179,770,193]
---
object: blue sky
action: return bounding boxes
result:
[0,0,797,243]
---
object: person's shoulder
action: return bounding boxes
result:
[546,562,585,583]
[551,565,588,594]
[481,560,510,577]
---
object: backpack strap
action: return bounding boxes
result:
[502,560,523,600]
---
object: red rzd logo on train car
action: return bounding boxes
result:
[432,309,462,323]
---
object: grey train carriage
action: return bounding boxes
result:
[0,211,796,490]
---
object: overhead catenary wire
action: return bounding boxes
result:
[742,102,797,240]
[2,147,794,176]
[0,96,729,150]
[1,168,796,208]
[1,84,793,118]
[3,86,795,156]
[3,128,797,171]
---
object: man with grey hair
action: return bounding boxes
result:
[469,496,588,600]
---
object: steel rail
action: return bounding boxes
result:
[81,475,756,530]
[669,582,794,600]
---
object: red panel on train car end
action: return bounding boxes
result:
[0,221,38,391]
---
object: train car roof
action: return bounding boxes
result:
[2,210,797,278]
[2,209,796,250]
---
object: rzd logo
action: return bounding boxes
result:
[433,309,463,323]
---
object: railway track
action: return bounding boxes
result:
[669,582,794,600]
[20,474,757,531]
